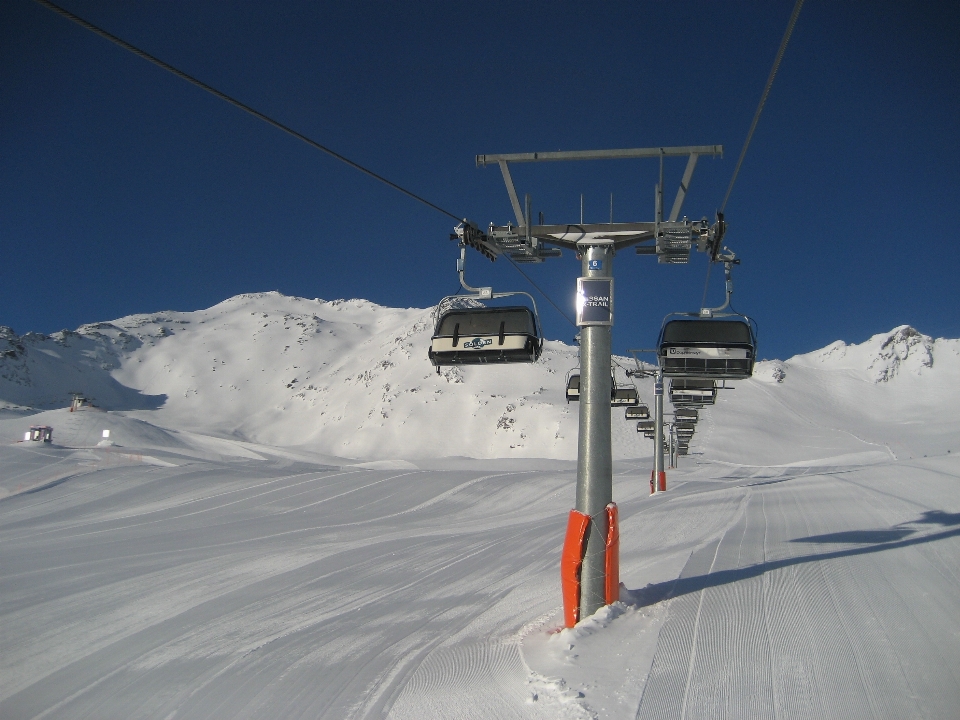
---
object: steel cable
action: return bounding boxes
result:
[702,0,804,306]
[32,0,464,223]
[720,0,805,214]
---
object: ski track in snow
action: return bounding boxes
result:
[1,448,958,719]
[633,463,960,720]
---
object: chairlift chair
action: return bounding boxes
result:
[625,404,650,420]
[565,372,636,406]
[429,241,544,369]
[674,408,699,422]
[637,420,656,433]
[429,305,542,367]
[657,315,757,380]
[657,249,757,379]
[669,379,717,406]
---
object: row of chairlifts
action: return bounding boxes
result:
[428,230,754,467]
[655,252,757,456]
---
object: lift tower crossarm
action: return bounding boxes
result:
[476,145,723,165]
[477,144,724,263]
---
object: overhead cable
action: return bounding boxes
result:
[32,0,463,223]
[703,0,804,307]
[720,0,805,214]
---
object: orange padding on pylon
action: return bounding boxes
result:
[658,471,667,492]
[561,509,591,628]
[604,503,620,605]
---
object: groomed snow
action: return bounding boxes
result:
[2,295,958,718]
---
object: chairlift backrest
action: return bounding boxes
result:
[436,307,536,337]
[661,319,752,344]
[671,379,716,392]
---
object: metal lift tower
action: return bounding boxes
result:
[459,145,724,622]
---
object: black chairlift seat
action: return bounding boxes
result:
[637,420,656,432]
[566,374,580,402]
[669,379,717,406]
[625,404,650,420]
[674,408,699,422]
[677,446,689,456]
[612,387,640,407]
[429,306,542,367]
[658,318,756,379]
[643,430,656,439]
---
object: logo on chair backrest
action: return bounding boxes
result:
[462,337,492,349]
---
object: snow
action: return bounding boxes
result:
[2,294,959,718]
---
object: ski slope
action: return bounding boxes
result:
[2,296,959,718]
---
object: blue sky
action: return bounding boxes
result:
[3,0,958,360]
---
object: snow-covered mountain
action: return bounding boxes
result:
[2,293,957,463]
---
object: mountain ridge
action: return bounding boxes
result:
[3,293,957,463]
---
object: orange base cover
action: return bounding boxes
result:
[560,510,591,628]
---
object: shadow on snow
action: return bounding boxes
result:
[627,509,960,608]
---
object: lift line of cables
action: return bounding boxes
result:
[34,0,578,328]
[701,0,805,309]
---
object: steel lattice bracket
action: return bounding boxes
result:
[471,145,724,260]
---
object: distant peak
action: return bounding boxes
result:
[868,326,933,382]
